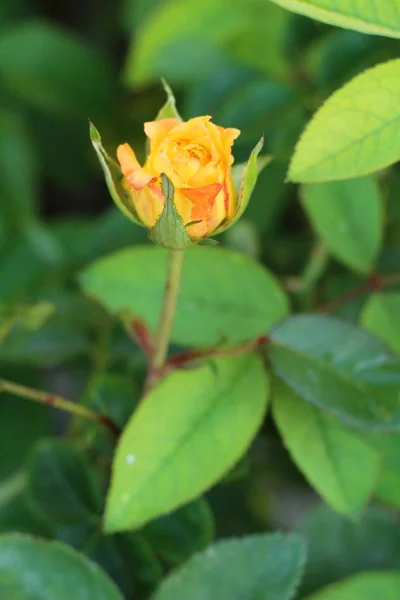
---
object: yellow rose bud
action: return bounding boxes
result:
[116,116,240,241]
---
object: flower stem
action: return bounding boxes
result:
[0,378,120,438]
[151,249,185,371]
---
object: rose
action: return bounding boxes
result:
[117,116,240,240]
[90,87,265,248]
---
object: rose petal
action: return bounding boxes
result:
[219,126,241,147]
[144,119,180,148]
[221,127,241,166]
[117,143,157,190]
[168,116,212,143]
[180,183,223,221]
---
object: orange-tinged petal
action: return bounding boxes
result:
[117,143,156,190]
[117,143,140,172]
[180,183,226,240]
[181,183,223,222]
[127,170,157,191]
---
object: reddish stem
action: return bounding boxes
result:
[167,335,269,369]
[142,336,269,394]
[0,378,120,440]
[98,415,122,440]
[130,319,154,359]
[317,272,400,313]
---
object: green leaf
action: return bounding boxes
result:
[123,0,295,88]
[361,293,400,356]
[156,79,182,121]
[228,2,290,78]
[239,159,288,235]
[273,382,380,515]
[0,534,123,599]
[152,532,306,600]
[62,209,148,266]
[365,432,400,508]
[0,325,90,367]
[123,0,243,88]
[0,373,49,480]
[149,174,193,249]
[289,59,400,182]
[0,20,114,117]
[216,137,269,234]
[26,440,101,526]
[0,110,38,231]
[143,498,214,565]
[268,314,400,431]
[303,572,400,600]
[0,302,54,344]
[297,506,400,596]
[123,0,163,29]
[85,374,141,430]
[268,0,400,38]
[12,303,54,330]
[0,293,94,367]
[89,121,144,227]
[224,220,261,259]
[80,245,289,347]
[301,177,383,273]
[303,29,388,93]
[0,472,53,538]
[0,227,64,303]
[104,353,269,532]
[88,533,162,598]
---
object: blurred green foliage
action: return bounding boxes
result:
[1,0,400,598]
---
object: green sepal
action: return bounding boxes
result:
[156,79,183,122]
[89,121,144,227]
[145,81,182,155]
[149,173,193,250]
[215,137,271,235]
[197,238,220,247]
[185,220,202,228]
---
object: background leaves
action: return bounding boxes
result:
[152,533,306,600]
[1,1,400,599]
[297,506,400,595]
[0,21,114,118]
[0,534,124,600]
